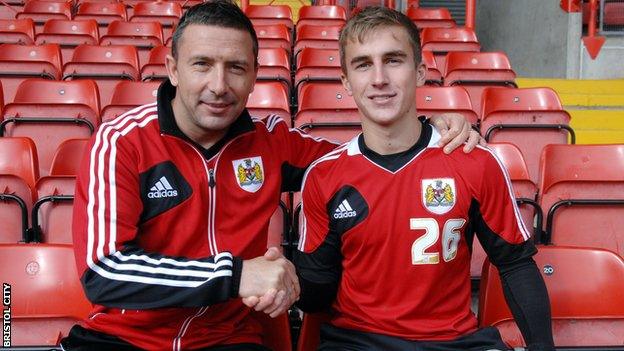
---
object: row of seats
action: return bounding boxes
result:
[4,242,623,349]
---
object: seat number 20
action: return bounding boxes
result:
[410,218,466,265]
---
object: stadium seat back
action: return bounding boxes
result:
[422,50,442,86]
[100,20,164,67]
[17,1,72,32]
[295,82,360,143]
[295,48,341,94]
[50,138,89,176]
[0,243,92,345]
[255,24,292,54]
[140,45,170,81]
[36,19,100,63]
[479,246,624,348]
[63,44,140,106]
[130,1,182,41]
[75,2,127,33]
[294,24,341,59]
[246,81,291,121]
[0,43,62,103]
[406,7,456,29]
[257,47,291,92]
[420,27,480,75]
[0,136,39,189]
[0,18,35,44]
[100,81,159,122]
[538,144,624,255]
[246,5,293,31]
[416,86,478,125]
[480,87,572,184]
[297,5,346,28]
[34,175,75,243]
[2,79,100,176]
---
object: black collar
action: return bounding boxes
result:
[358,119,432,172]
[157,79,256,160]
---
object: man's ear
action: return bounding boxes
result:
[165,54,179,86]
[341,73,352,96]
[415,62,426,87]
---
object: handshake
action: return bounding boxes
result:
[239,247,300,318]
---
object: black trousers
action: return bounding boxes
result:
[60,325,272,351]
[319,324,510,351]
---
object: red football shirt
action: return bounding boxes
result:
[297,123,534,341]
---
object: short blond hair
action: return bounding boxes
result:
[339,6,422,74]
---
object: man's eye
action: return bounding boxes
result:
[355,62,371,70]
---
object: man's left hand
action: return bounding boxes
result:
[429,113,486,154]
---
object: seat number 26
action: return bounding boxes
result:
[410,218,466,265]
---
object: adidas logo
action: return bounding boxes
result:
[333,199,357,219]
[148,176,179,199]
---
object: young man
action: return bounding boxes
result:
[62,1,478,350]
[295,7,555,351]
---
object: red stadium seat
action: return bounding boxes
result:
[251,311,292,351]
[294,24,341,60]
[74,2,127,34]
[420,27,480,76]
[246,81,291,121]
[255,24,292,54]
[470,142,539,279]
[130,1,182,42]
[16,1,72,33]
[295,48,341,95]
[479,246,624,348]
[480,87,573,184]
[538,144,624,256]
[0,18,35,44]
[50,138,89,176]
[246,5,294,32]
[0,137,38,242]
[296,312,332,351]
[0,175,34,243]
[0,43,62,103]
[100,20,163,67]
[63,44,140,106]
[0,243,92,346]
[35,19,99,63]
[406,7,456,29]
[297,5,347,28]
[1,79,100,176]
[257,47,292,92]
[100,80,160,122]
[444,51,516,119]
[354,0,395,11]
[267,200,290,250]
[140,45,170,81]
[32,175,75,243]
[295,82,359,144]
[415,86,478,125]
[422,50,442,86]
[604,2,624,25]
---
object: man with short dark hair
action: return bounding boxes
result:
[295,6,555,351]
[62,1,479,350]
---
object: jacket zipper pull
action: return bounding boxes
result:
[208,169,215,188]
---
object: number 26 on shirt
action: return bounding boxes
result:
[410,218,466,265]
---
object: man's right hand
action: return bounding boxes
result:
[239,247,300,317]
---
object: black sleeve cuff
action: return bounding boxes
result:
[230,256,243,298]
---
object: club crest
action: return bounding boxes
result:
[422,178,456,215]
[232,157,264,193]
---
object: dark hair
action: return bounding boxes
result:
[171,0,258,66]
[339,6,422,73]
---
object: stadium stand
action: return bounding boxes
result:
[63,44,140,107]
[479,246,624,348]
[100,80,160,122]
[130,1,183,43]
[538,144,624,257]
[420,27,480,76]
[294,47,342,96]
[49,138,89,176]
[35,19,100,63]
[246,4,294,31]
[0,18,35,45]
[415,85,478,124]
[257,47,292,93]
[1,79,100,176]
[0,43,63,104]
[480,87,574,184]
[293,24,341,60]
[0,243,92,346]
[255,23,292,54]
[140,45,170,81]
[422,50,443,86]
[296,5,347,28]
[32,175,75,244]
